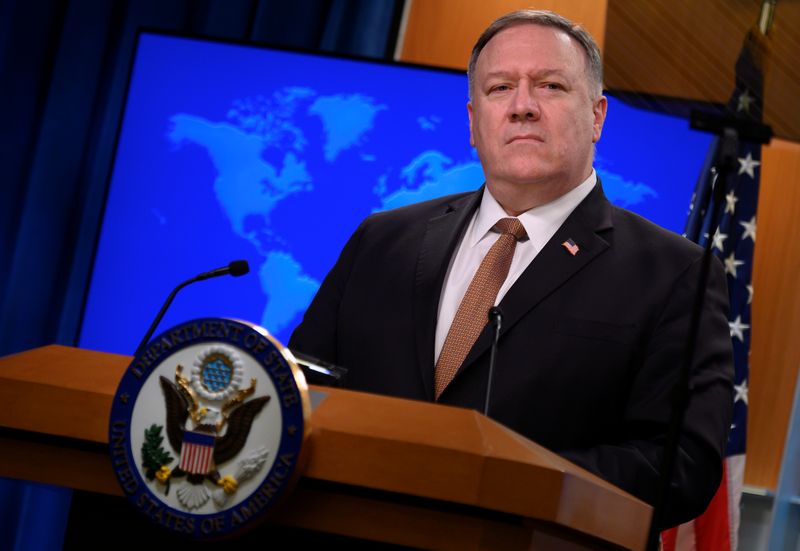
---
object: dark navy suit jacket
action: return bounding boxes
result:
[289,182,734,528]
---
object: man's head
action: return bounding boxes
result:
[467,10,607,214]
[468,10,603,101]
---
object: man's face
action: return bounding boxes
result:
[468,24,607,197]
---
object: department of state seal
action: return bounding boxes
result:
[109,318,310,539]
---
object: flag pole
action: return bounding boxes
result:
[645,5,775,547]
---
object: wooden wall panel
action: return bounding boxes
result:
[397,0,607,69]
[604,0,800,141]
[747,138,800,489]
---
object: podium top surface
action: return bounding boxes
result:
[0,344,651,549]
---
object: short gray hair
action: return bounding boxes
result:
[467,10,603,100]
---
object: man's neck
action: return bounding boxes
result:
[487,170,596,216]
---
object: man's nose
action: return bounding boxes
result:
[509,85,540,122]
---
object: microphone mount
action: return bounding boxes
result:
[484,307,503,416]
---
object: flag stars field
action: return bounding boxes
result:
[739,216,757,242]
[712,228,728,251]
[725,191,738,214]
[734,380,749,405]
[737,152,760,178]
[729,315,750,342]
[724,252,745,277]
[737,89,753,113]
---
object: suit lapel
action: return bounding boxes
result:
[413,190,482,400]
[459,183,614,372]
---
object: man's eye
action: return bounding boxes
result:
[544,83,564,90]
[490,85,510,93]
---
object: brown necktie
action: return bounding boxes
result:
[434,217,527,399]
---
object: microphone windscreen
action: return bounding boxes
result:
[228,260,250,277]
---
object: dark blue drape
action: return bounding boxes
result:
[0,0,401,548]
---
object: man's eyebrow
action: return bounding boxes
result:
[534,69,570,79]
[483,68,569,80]
[483,70,515,80]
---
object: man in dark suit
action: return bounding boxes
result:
[290,10,733,528]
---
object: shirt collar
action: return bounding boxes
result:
[469,170,597,248]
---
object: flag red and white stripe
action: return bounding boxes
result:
[662,455,744,551]
[179,431,215,474]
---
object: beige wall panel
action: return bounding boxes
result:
[399,0,607,70]
[746,138,800,489]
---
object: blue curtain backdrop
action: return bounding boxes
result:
[0,0,401,548]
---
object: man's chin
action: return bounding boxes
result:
[492,169,562,188]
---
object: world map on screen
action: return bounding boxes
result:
[79,34,711,355]
[165,86,655,339]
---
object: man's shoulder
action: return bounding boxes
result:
[364,189,478,225]
[609,204,704,261]
[584,181,703,262]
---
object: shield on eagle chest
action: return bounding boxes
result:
[179,430,216,474]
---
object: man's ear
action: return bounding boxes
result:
[467,101,475,147]
[592,95,608,143]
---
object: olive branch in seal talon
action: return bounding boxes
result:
[141,424,175,494]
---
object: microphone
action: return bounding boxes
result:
[134,260,250,356]
[195,260,249,281]
[289,350,348,387]
[484,307,503,416]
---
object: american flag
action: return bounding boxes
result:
[562,238,580,256]
[179,430,216,475]
[662,28,765,551]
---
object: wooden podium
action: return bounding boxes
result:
[0,345,650,550]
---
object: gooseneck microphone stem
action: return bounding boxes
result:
[484,307,503,416]
[135,277,195,357]
[134,260,250,357]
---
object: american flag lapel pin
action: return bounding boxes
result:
[562,238,579,256]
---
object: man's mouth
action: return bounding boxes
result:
[508,134,544,144]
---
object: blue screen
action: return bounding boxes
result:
[79,33,713,355]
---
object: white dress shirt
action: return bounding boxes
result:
[434,171,597,363]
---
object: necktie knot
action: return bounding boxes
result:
[493,217,527,241]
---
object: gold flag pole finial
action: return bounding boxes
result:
[758,0,777,35]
